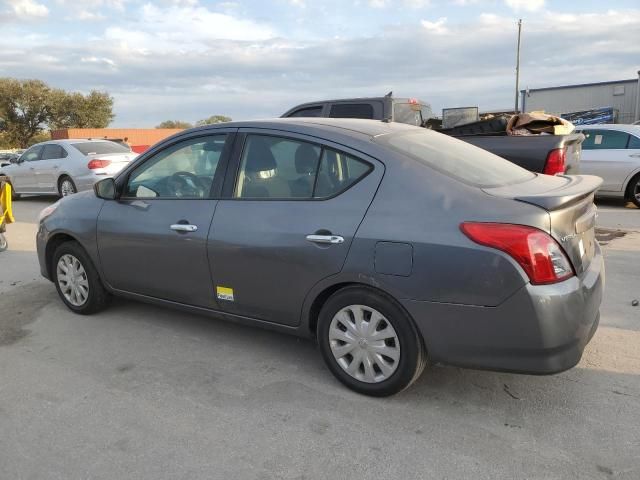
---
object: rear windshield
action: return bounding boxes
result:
[71,141,130,156]
[393,103,432,126]
[376,130,535,187]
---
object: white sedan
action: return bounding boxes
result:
[575,124,640,207]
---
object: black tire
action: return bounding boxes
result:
[0,233,7,252]
[626,174,640,208]
[52,241,111,314]
[317,286,427,397]
[58,176,77,197]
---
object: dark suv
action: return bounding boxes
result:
[282,94,432,127]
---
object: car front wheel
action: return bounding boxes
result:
[317,286,427,396]
[52,241,111,314]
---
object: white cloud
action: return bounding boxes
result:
[2,6,638,126]
[504,0,545,12]
[7,0,48,18]
[102,3,276,53]
[421,16,448,34]
[368,0,431,7]
[55,0,128,12]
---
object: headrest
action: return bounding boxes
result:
[244,138,277,173]
[295,143,320,174]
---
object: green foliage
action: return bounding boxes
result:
[195,115,232,126]
[0,77,115,147]
[0,78,51,148]
[156,120,193,129]
[48,89,114,130]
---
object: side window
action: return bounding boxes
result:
[628,135,640,149]
[21,145,43,162]
[235,135,321,199]
[314,148,371,198]
[329,103,374,119]
[125,135,227,199]
[41,144,67,160]
[288,106,323,118]
[582,130,629,150]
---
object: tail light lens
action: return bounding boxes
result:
[87,159,112,170]
[543,148,566,175]
[460,222,574,285]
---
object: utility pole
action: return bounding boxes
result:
[514,19,522,113]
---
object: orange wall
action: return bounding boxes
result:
[51,128,183,148]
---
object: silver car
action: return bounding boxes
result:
[575,124,640,207]
[36,119,604,396]
[0,139,137,198]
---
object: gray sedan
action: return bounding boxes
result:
[36,119,604,396]
[0,139,137,198]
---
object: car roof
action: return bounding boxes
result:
[192,117,420,138]
[576,124,640,135]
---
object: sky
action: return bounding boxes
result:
[0,0,639,127]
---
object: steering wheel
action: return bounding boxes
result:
[168,171,204,197]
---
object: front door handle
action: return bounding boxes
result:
[170,224,198,233]
[306,234,344,244]
[629,153,640,158]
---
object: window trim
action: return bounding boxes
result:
[288,105,324,118]
[328,102,375,120]
[227,131,374,202]
[40,143,68,160]
[118,132,236,201]
[22,145,44,162]
[580,129,631,150]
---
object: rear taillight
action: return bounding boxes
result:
[543,148,566,175]
[87,159,112,169]
[460,222,574,285]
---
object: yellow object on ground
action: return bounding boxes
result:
[0,180,15,227]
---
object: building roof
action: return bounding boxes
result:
[520,78,637,94]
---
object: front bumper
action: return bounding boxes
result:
[401,244,604,374]
[36,222,51,280]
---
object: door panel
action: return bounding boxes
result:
[96,132,234,307]
[14,145,43,191]
[38,144,68,192]
[581,150,634,192]
[208,132,383,326]
[97,199,218,307]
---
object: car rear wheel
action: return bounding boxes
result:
[627,174,640,208]
[317,286,427,396]
[53,241,111,314]
[58,176,77,197]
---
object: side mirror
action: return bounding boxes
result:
[94,177,117,200]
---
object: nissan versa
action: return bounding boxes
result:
[36,119,604,396]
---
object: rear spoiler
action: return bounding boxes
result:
[484,175,603,211]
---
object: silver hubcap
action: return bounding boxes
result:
[634,181,640,202]
[329,305,400,383]
[61,179,75,196]
[56,254,89,306]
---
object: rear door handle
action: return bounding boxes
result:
[170,224,198,232]
[306,234,344,244]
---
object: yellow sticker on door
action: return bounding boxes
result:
[216,286,234,301]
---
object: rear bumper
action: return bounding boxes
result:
[401,243,604,374]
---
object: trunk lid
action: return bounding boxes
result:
[483,174,602,275]
[87,152,137,176]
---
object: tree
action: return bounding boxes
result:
[196,115,232,126]
[0,78,51,148]
[156,120,193,129]
[48,89,114,130]
[0,78,115,147]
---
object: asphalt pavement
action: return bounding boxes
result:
[1,195,639,480]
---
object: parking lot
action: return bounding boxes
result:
[1,196,639,479]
